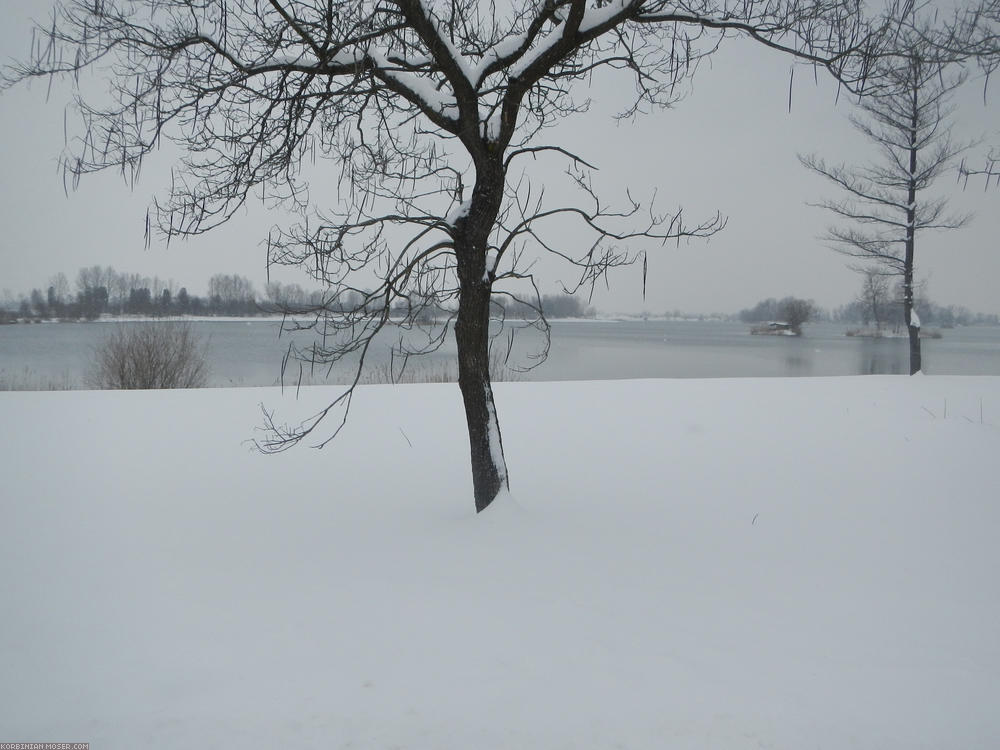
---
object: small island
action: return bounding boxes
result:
[742,296,815,336]
[750,321,798,336]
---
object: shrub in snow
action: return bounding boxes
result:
[90,323,208,390]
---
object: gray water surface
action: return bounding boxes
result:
[2,319,999,388]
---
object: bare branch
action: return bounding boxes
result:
[4,0,913,510]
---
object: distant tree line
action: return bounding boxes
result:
[0,266,269,321]
[0,266,595,322]
[493,293,594,320]
[831,276,1000,329]
[0,267,354,322]
[740,286,1000,332]
[832,298,999,328]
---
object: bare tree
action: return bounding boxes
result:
[48,272,71,307]
[75,265,106,298]
[7,0,903,512]
[779,296,815,334]
[856,268,890,330]
[264,281,309,308]
[91,322,209,389]
[801,21,973,374]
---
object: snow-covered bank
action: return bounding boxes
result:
[2,377,999,749]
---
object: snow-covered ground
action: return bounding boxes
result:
[2,376,999,749]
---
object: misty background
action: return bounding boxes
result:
[2,0,998,316]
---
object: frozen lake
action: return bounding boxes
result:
[2,318,1000,388]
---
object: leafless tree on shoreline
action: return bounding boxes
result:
[8,0,907,511]
[801,19,973,374]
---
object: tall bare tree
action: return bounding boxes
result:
[801,22,972,374]
[7,0,902,511]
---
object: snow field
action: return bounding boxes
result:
[1,376,998,749]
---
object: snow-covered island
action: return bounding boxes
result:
[2,375,998,749]
[750,321,798,336]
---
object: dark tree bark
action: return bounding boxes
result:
[455,279,508,511]
[904,85,922,375]
[453,160,509,512]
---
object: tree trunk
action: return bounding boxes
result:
[907,318,921,374]
[453,160,509,513]
[905,81,920,376]
[903,237,920,374]
[455,276,508,513]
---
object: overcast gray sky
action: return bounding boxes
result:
[2,1,998,315]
